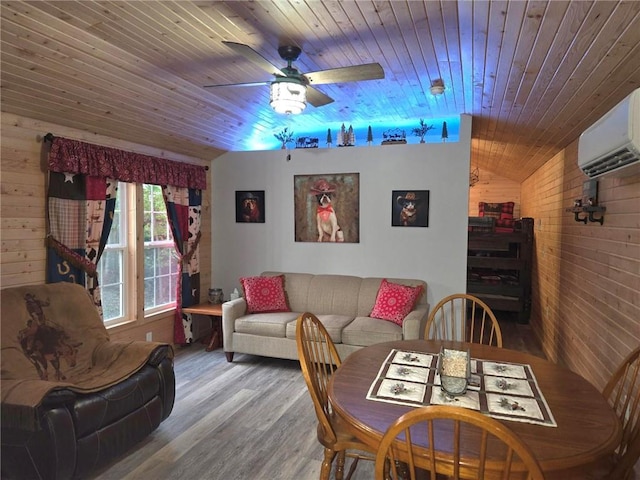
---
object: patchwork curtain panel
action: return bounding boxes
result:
[46,135,207,343]
[46,173,116,315]
[163,185,202,344]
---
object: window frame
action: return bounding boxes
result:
[99,182,178,327]
[142,183,179,316]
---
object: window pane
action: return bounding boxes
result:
[101,283,123,320]
[153,186,165,210]
[143,184,177,312]
[98,183,126,323]
[143,244,178,310]
[157,248,172,273]
[143,250,176,310]
[153,213,169,241]
[157,274,173,305]
[100,249,122,285]
[144,248,155,277]
[144,278,155,308]
[143,212,152,242]
[108,209,121,245]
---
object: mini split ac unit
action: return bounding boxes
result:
[578,88,640,179]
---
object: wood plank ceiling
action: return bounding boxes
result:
[2,1,639,182]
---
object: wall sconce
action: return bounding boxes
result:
[565,180,606,224]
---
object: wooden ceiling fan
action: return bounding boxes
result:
[204,41,384,112]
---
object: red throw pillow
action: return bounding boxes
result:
[479,202,516,232]
[370,279,423,326]
[479,202,514,220]
[240,275,290,313]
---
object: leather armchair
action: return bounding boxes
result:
[0,283,176,480]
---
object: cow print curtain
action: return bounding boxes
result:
[162,186,202,344]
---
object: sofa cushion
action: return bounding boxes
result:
[262,272,314,312]
[285,314,354,344]
[341,317,404,347]
[235,312,299,338]
[240,275,290,313]
[369,279,423,325]
[304,275,362,316]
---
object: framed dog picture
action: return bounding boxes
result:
[392,190,429,227]
[235,190,265,223]
[294,173,360,243]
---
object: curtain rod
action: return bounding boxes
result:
[42,132,209,170]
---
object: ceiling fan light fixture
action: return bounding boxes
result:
[430,78,445,96]
[270,79,307,115]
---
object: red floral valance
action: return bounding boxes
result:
[47,136,207,190]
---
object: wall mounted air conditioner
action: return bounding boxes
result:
[578,88,640,179]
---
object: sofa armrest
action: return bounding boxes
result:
[402,305,430,340]
[222,298,247,352]
[156,356,176,420]
[41,389,77,409]
[92,341,172,367]
[1,405,76,480]
[146,344,174,366]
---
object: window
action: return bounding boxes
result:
[98,185,126,321]
[143,184,179,313]
[98,183,178,324]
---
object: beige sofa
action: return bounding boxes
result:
[222,272,428,362]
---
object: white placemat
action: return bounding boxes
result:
[366,349,557,427]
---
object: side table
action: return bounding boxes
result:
[182,302,223,352]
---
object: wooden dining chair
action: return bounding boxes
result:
[424,293,503,347]
[375,405,545,480]
[601,346,640,480]
[295,312,376,480]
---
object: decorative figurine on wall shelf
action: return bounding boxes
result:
[412,118,434,143]
[442,121,448,142]
[381,128,407,145]
[337,123,356,147]
[367,125,373,145]
[326,128,332,147]
[274,127,294,149]
[295,137,319,148]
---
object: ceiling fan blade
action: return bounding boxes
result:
[223,41,286,77]
[306,86,334,107]
[203,81,270,88]
[304,63,384,85]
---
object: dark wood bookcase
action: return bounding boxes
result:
[467,217,534,323]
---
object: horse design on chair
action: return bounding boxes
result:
[17,293,82,381]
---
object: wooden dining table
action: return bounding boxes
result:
[328,339,621,480]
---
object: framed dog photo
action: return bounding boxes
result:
[294,173,360,243]
[235,190,265,223]
[392,190,430,227]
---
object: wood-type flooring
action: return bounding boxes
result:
[87,317,591,480]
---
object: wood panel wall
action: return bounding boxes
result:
[521,140,640,391]
[1,113,211,344]
[468,167,521,218]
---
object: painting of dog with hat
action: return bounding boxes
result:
[236,191,265,223]
[392,190,429,227]
[294,173,359,243]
